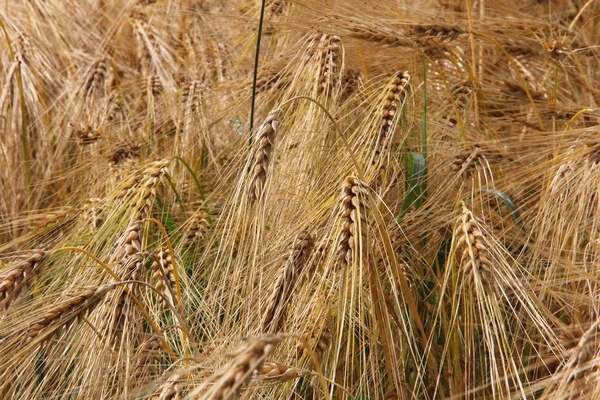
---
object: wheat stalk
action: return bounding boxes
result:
[83,197,104,230]
[131,160,170,219]
[83,58,108,100]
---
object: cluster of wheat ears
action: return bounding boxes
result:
[0,0,599,398]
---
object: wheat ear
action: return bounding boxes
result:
[337,176,369,265]
[248,110,279,203]
[189,335,281,399]
[262,231,313,331]
[0,250,45,311]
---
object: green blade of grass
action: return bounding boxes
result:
[400,152,427,218]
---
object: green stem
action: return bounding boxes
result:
[422,56,427,164]
[171,155,205,201]
[164,174,186,213]
[249,0,267,145]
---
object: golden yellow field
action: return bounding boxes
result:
[1,0,599,398]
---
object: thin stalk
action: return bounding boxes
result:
[0,18,31,209]
[465,0,480,127]
[422,56,428,196]
[171,155,205,201]
[51,247,178,357]
[164,174,186,213]
[249,0,267,144]
[278,95,365,179]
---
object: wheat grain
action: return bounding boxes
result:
[451,144,510,180]
[99,222,144,342]
[83,58,108,99]
[257,361,310,382]
[134,160,170,214]
[83,197,104,230]
[108,141,142,166]
[565,320,600,384]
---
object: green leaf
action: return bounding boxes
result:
[478,189,524,231]
[156,197,179,242]
[400,152,427,218]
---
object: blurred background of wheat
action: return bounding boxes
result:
[0,0,599,398]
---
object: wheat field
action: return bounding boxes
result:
[0,0,599,398]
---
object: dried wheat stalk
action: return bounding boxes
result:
[346,20,460,55]
[15,33,31,64]
[256,67,290,93]
[248,110,279,203]
[71,122,101,145]
[183,81,205,115]
[341,68,360,99]
[262,231,314,331]
[296,294,332,359]
[337,176,369,265]
[0,250,45,311]
[503,57,547,100]
[148,74,163,98]
[35,207,75,229]
[454,205,494,285]
[189,335,281,399]
[110,222,143,264]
